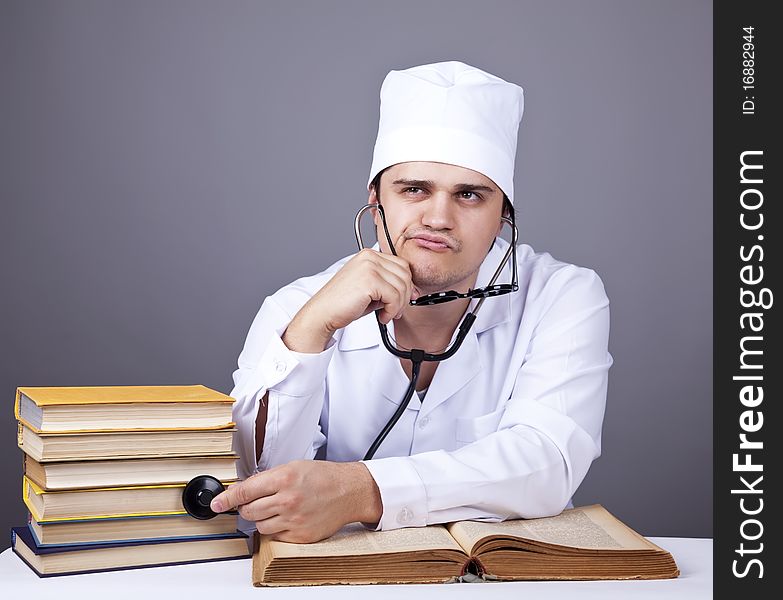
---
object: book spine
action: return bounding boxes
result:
[14,388,22,421]
[460,556,486,578]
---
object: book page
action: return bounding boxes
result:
[447,505,658,554]
[268,522,465,558]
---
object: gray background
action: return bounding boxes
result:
[0,0,712,549]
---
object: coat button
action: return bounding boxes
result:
[274,360,286,373]
[417,416,430,429]
[396,507,414,525]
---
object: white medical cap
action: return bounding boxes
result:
[367,61,524,202]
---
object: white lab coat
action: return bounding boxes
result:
[230,239,612,531]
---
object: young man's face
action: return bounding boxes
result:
[370,161,505,295]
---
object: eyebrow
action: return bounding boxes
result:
[390,178,497,194]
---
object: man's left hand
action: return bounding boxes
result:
[210,460,383,543]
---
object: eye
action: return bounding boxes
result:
[402,187,424,195]
[458,191,482,202]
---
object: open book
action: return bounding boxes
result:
[253,505,679,586]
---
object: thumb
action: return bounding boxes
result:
[210,473,276,513]
[210,481,243,513]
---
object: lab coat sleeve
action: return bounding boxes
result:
[362,266,612,530]
[230,295,335,482]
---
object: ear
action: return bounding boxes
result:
[496,208,506,236]
[368,187,379,224]
[497,198,511,236]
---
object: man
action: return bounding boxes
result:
[211,61,612,543]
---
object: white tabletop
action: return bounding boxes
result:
[0,537,712,599]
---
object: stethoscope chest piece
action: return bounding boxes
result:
[182,475,225,520]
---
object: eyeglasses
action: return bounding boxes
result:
[354,202,519,309]
[408,284,514,305]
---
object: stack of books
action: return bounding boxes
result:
[10,385,251,577]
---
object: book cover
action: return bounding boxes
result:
[15,385,235,433]
[16,385,233,406]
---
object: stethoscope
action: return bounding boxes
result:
[182,201,519,519]
[354,202,519,460]
[182,475,225,519]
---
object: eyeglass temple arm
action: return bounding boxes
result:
[473,214,518,314]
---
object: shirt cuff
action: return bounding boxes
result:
[361,456,428,530]
[257,331,336,397]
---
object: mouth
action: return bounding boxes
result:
[408,233,454,252]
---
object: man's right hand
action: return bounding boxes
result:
[282,249,418,353]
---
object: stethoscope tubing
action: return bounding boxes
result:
[354,202,518,459]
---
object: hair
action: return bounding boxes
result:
[369,168,515,219]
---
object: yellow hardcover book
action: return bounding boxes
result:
[23,476,238,522]
[17,423,236,462]
[15,385,235,433]
[24,453,240,490]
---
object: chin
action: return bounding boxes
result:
[404,248,477,290]
[411,266,464,293]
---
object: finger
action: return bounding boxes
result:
[271,530,314,543]
[210,472,278,513]
[350,250,414,315]
[255,515,288,537]
[380,271,411,319]
[368,276,407,324]
[236,495,280,523]
[361,248,412,280]
[373,263,411,312]
[375,254,420,302]
[360,249,415,294]
[374,257,414,307]
[375,251,412,280]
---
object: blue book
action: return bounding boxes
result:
[30,511,242,547]
[11,526,250,578]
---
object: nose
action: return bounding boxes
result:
[420,191,455,230]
